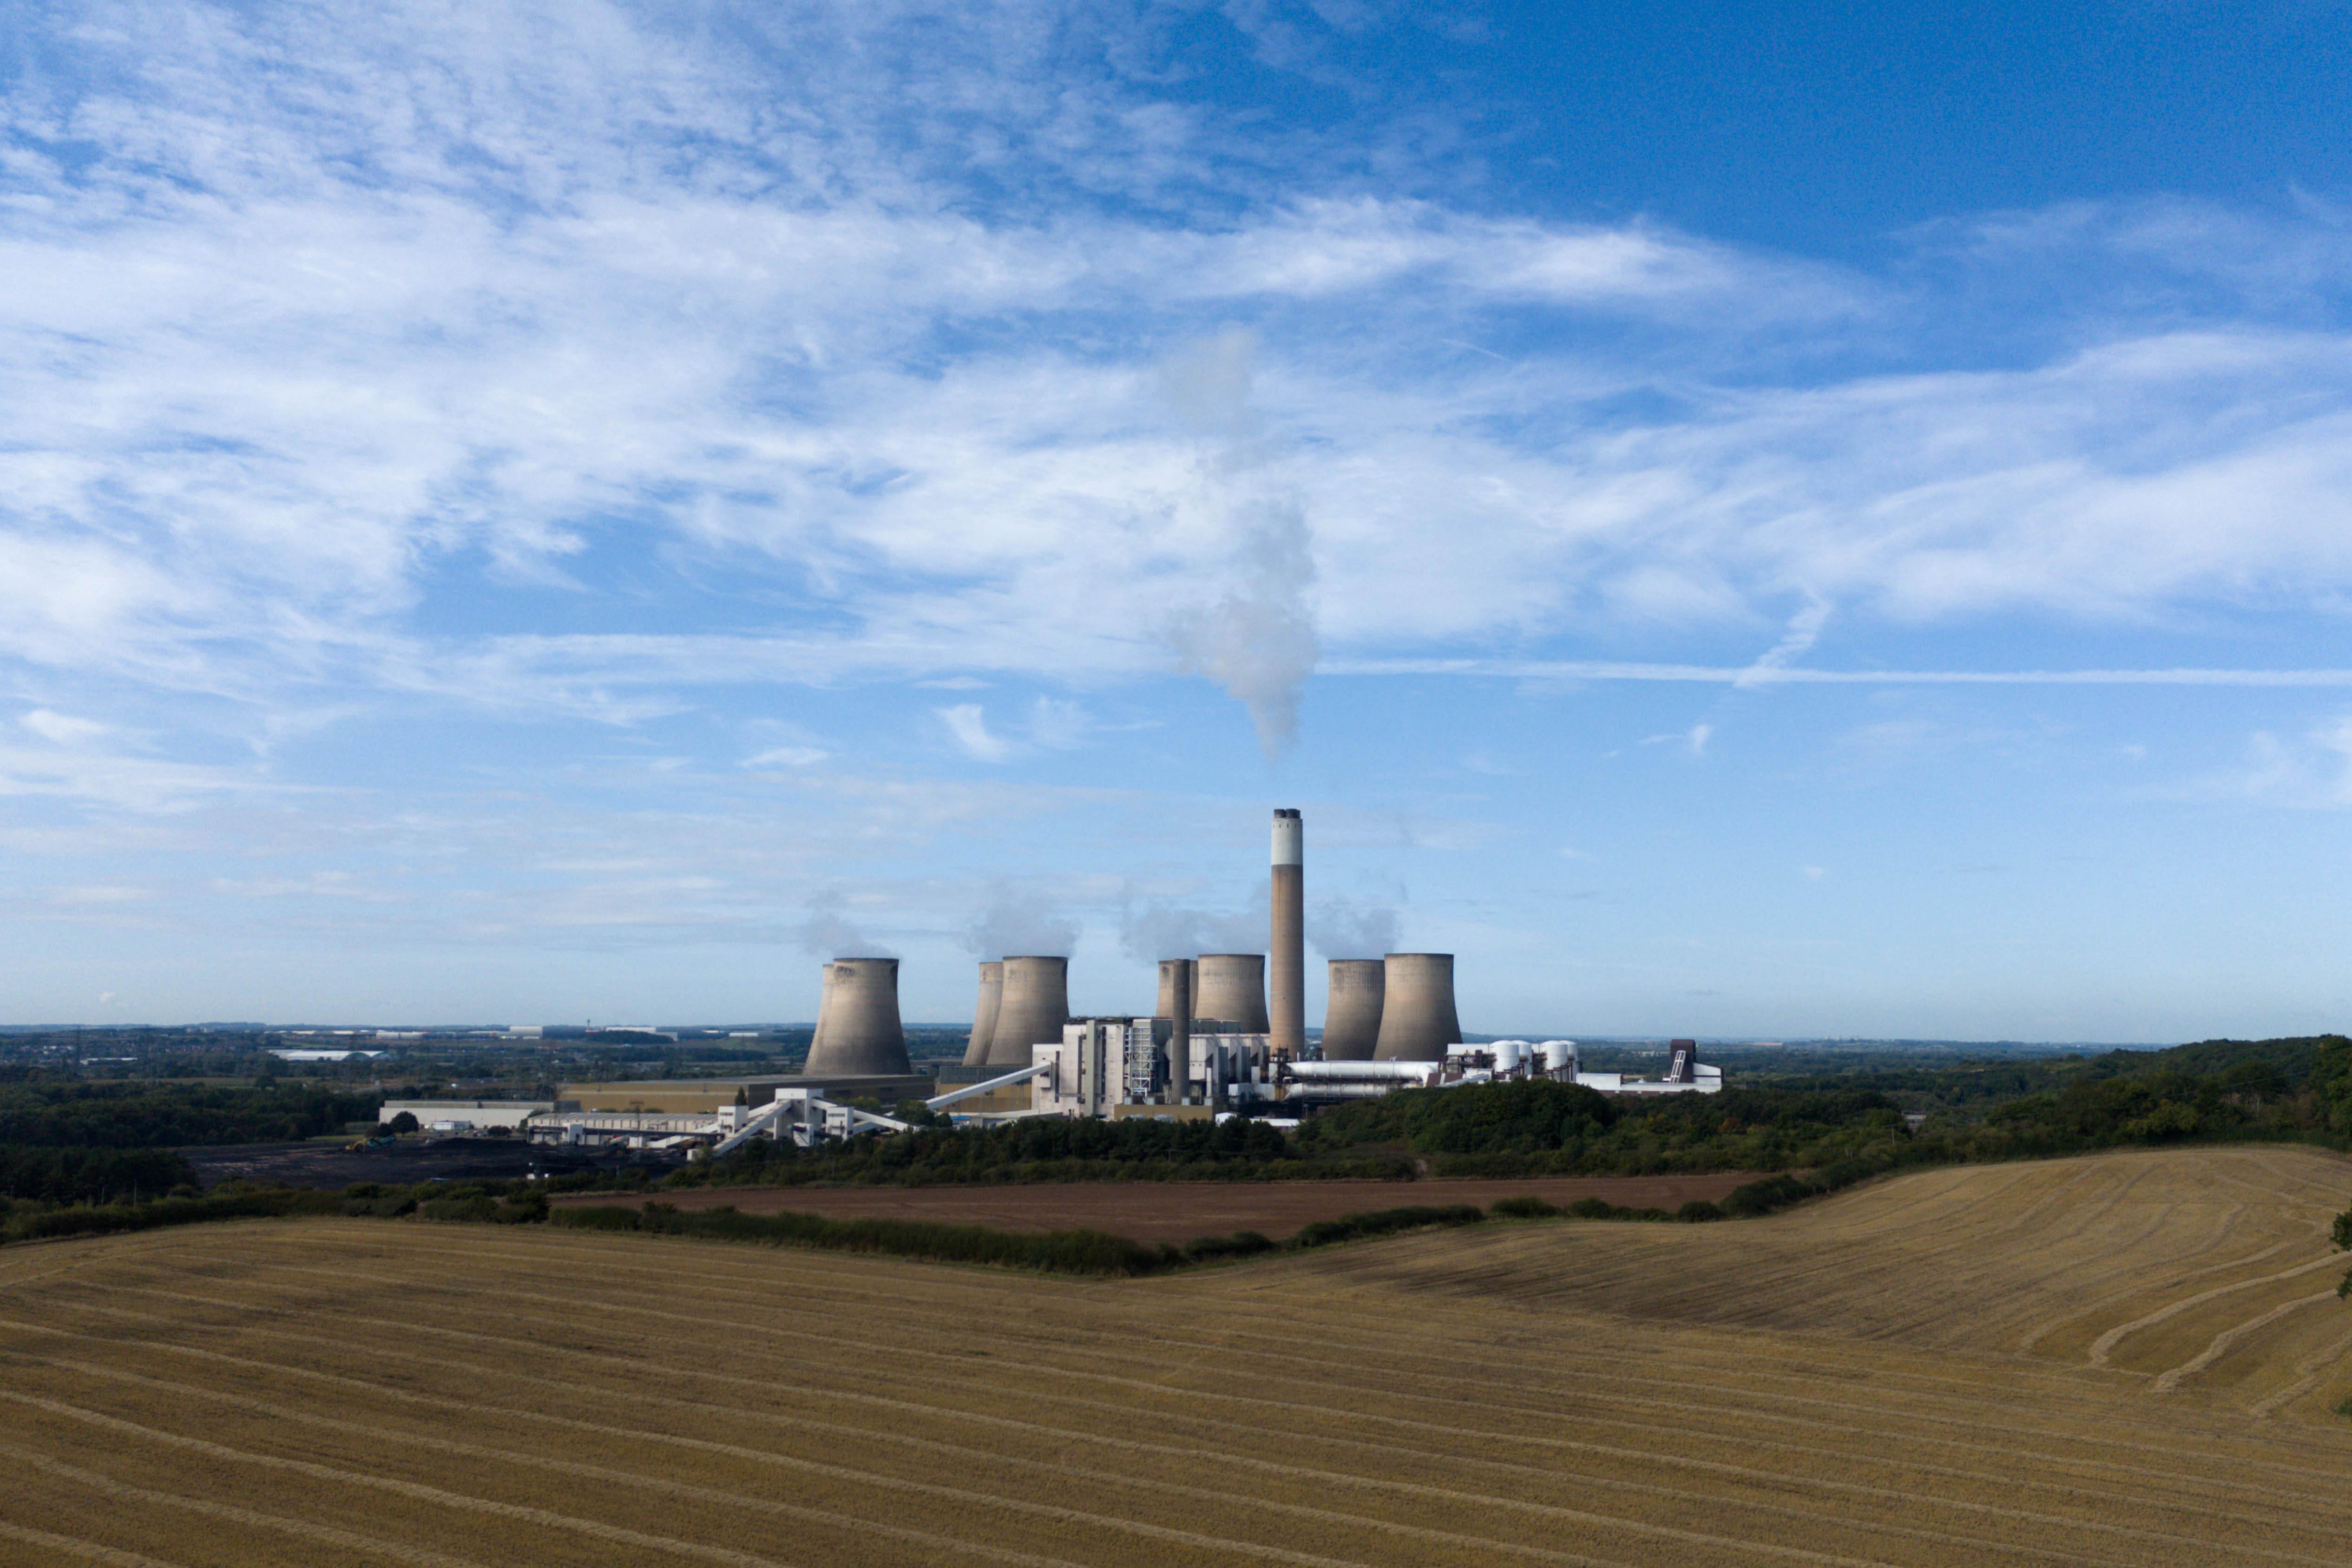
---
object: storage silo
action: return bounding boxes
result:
[1195,953,1269,1033]
[988,955,1071,1067]
[962,960,1003,1067]
[1321,958,1386,1061]
[1270,809,1305,1060]
[803,957,911,1075]
[1372,953,1460,1063]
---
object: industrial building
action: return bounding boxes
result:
[459,805,1720,1156]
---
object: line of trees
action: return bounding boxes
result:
[0,1081,380,1148]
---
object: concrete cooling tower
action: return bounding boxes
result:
[1195,953,1269,1032]
[987,955,1070,1067]
[1270,809,1305,1060]
[807,962,835,1061]
[1154,958,1198,1022]
[1320,958,1386,1061]
[962,960,1003,1067]
[803,957,911,1076]
[1372,953,1460,1062]
[1158,957,1193,1104]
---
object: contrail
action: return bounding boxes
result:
[1321,659,2352,688]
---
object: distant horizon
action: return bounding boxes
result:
[0,1020,2247,1054]
[9,4,2352,1037]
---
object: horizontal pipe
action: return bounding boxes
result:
[1286,1060,1443,1081]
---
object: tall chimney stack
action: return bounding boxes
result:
[1270,808,1305,1062]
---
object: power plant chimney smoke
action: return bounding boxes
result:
[988,955,1071,1067]
[1194,952,1268,1032]
[1372,953,1460,1063]
[803,957,911,1076]
[1321,958,1385,1061]
[1270,809,1304,1060]
[963,960,1003,1067]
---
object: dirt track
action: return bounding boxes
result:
[548,1172,1758,1241]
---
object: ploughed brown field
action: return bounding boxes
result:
[3,1144,2351,1567]
[549,1172,1761,1241]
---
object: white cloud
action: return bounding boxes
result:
[21,709,111,745]
[935,704,1014,763]
[3,1,2346,754]
[2205,716,2352,809]
[742,746,829,769]
[1642,722,1712,755]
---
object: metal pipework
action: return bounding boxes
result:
[1372,952,1462,1063]
[925,1060,1050,1112]
[1284,1059,1440,1081]
[987,955,1071,1067]
[803,957,912,1076]
[963,960,1003,1067]
[1320,958,1385,1061]
[1158,957,1193,1105]
[1195,953,1269,1034]
[1270,808,1305,1062]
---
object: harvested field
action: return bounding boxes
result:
[552,1172,1759,1242]
[0,1147,2347,1568]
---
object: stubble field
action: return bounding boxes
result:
[1,1144,2348,1567]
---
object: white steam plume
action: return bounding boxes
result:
[798,890,896,958]
[1159,330,1320,759]
[1119,880,1268,961]
[964,886,1080,958]
[1306,896,1399,959]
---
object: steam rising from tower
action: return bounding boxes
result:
[803,958,912,1076]
[1270,809,1304,1060]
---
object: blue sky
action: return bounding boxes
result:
[6,1,2352,1038]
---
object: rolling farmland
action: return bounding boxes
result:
[0,1147,2348,1566]
[553,1172,1761,1241]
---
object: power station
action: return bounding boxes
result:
[523,806,1721,1154]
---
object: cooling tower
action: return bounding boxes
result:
[1159,957,1193,1104]
[962,960,1003,1067]
[802,957,911,1076]
[1154,958,1198,1022]
[806,961,838,1061]
[1321,958,1386,1061]
[987,955,1070,1066]
[1194,953,1269,1033]
[1372,953,1461,1063]
[1270,809,1305,1060]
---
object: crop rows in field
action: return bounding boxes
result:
[0,1147,2346,1566]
